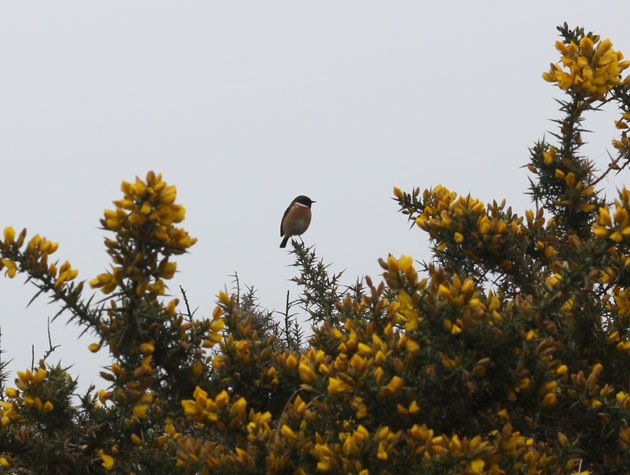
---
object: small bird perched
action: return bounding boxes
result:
[280,195,315,248]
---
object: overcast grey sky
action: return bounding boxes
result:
[1,2,628,392]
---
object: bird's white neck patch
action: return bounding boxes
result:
[295,202,309,208]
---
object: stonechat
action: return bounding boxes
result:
[280,195,315,248]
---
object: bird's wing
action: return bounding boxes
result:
[280,204,291,236]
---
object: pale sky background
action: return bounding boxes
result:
[1,2,628,393]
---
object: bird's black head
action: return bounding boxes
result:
[294,195,315,208]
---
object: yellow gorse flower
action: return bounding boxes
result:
[90,171,196,298]
[3,227,15,245]
[543,36,629,97]
[98,450,115,471]
[1,228,66,282]
[593,190,630,243]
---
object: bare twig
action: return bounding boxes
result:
[42,317,60,362]
[232,272,241,305]
[590,150,625,188]
[179,285,194,323]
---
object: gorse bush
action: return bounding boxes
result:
[1,23,630,474]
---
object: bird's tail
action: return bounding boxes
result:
[280,236,289,248]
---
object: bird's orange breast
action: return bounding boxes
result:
[282,205,312,237]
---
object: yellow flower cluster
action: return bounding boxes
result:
[414,185,486,238]
[90,171,196,297]
[604,285,630,354]
[615,111,630,132]
[202,300,227,350]
[1,369,56,427]
[591,189,630,291]
[181,386,228,423]
[0,227,20,277]
[177,386,275,469]
[593,192,630,243]
[412,186,524,265]
[437,274,484,311]
[0,256,16,278]
[543,36,629,97]
[612,287,630,319]
[592,208,629,312]
[613,132,630,156]
[539,380,559,409]
[0,399,19,427]
[0,227,79,290]
[309,419,570,473]
[382,254,420,291]
[613,111,630,158]
[131,392,153,420]
[15,368,47,389]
